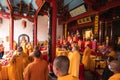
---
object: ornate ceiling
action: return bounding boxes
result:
[0,0,46,20]
[0,0,120,23]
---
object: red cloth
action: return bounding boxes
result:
[40,47,46,51]
[81,41,85,49]
[42,54,48,62]
[79,63,84,80]
[91,51,103,56]
[48,63,53,73]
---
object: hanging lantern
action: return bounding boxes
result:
[22,20,27,29]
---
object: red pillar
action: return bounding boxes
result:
[50,0,57,62]
[9,14,14,50]
[33,16,37,46]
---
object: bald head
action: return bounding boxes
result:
[53,56,70,76]
[110,60,120,73]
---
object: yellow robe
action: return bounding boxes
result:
[108,73,120,80]
[23,59,48,80]
[27,44,33,55]
[68,50,80,78]
[82,46,91,70]
[58,74,79,80]
[8,52,29,80]
[13,41,17,50]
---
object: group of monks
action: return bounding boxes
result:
[0,37,49,80]
[56,34,119,80]
[0,34,119,80]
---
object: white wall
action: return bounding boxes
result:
[57,19,63,39]
[37,15,48,41]
[0,15,63,50]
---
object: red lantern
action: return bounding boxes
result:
[22,20,27,29]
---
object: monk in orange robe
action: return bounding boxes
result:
[53,56,79,80]
[26,42,33,55]
[13,41,17,50]
[23,47,48,80]
[8,47,29,80]
[82,44,91,70]
[22,43,29,55]
[108,60,120,80]
[68,46,80,78]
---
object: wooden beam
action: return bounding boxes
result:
[66,10,97,24]
[39,11,48,15]
[33,16,37,46]
[5,0,12,11]
[0,11,10,16]
[84,0,98,6]
[61,0,120,24]
[0,11,34,20]
[9,14,14,50]
[99,0,120,12]
[6,0,14,50]
[14,14,34,20]
[71,22,94,29]
[35,0,47,16]
[0,15,10,19]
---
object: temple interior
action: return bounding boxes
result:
[0,0,120,80]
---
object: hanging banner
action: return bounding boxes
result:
[77,16,91,24]
[94,15,99,35]
[65,24,67,39]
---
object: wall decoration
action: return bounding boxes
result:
[22,20,27,29]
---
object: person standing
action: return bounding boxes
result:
[68,46,80,78]
[108,60,120,80]
[23,48,48,80]
[8,46,29,80]
[102,56,114,80]
[82,44,91,70]
[53,56,79,80]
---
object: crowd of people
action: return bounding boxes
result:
[0,34,120,80]
[55,34,120,80]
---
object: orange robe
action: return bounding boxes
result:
[68,50,80,78]
[13,41,17,50]
[82,46,91,70]
[108,51,116,58]
[27,44,33,55]
[0,66,9,80]
[58,74,79,80]
[108,73,120,80]
[8,52,29,80]
[23,59,48,80]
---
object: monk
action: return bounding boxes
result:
[13,41,17,50]
[108,60,120,80]
[53,56,79,80]
[23,47,48,80]
[82,44,91,70]
[8,47,29,80]
[26,42,33,55]
[22,42,29,55]
[108,47,116,58]
[68,46,80,78]
[102,56,114,80]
